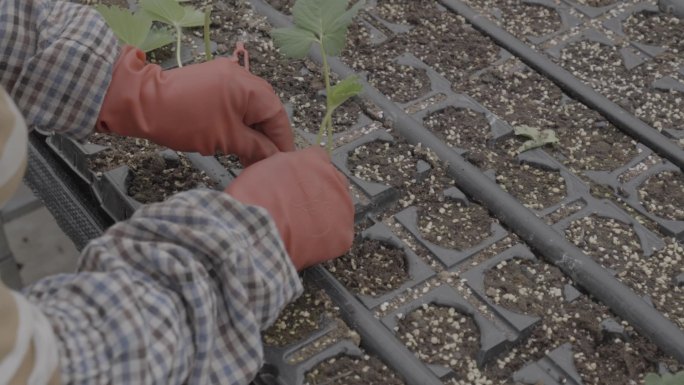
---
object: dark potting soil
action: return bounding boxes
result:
[326,239,409,297]
[126,152,215,203]
[366,63,432,104]
[574,0,618,7]
[88,133,163,173]
[483,256,683,384]
[263,281,331,347]
[464,0,563,41]
[417,199,494,251]
[423,106,491,150]
[215,153,242,171]
[396,304,481,374]
[622,11,684,53]
[639,171,684,221]
[347,139,431,189]
[305,354,405,385]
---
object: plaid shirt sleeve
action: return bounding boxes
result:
[0,0,119,140]
[22,190,304,385]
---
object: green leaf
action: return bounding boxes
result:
[328,75,363,110]
[95,5,153,48]
[271,27,318,58]
[141,0,204,28]
[514,125,558,153]
[645,373,663,385]
[290,0,365,56]
[139,27,175,52]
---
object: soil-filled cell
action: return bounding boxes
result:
[367,64,432,104]
[396,304,480,373]
[623,11,684,53]
[326,239,409,297]
[575,0,618,7]
[465,0,563,40]
[127,152,215,203]
[417,200,494,250]
[347,140,427,189]
[639,171,684,221]
[263,283,331,347]
[305,354,405,385]
[88,133,163,173]
[423,107,491,150]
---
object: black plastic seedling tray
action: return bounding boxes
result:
[31,0,684,384]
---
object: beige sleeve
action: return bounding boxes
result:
[0,88,27,207]
[0,282,60,385]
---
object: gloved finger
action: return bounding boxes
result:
[252,106,295,153]
[232,124,280,166]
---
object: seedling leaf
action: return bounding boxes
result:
[140,27,176,52]
[141,0,204,28]
[95,5,154,49]
[271,27,318,58]
[328,75,363,110]
[289,0,364,56]
[514,125,559,153]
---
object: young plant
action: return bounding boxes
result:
[96,0,209,68]
[140,0,206,68]
[272,0,365,153]
[95,5,175,53]
[514,125,559,153]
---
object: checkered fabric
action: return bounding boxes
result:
[23,190,303,384]
[0,0,119,140]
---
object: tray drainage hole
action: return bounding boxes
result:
[326,239,409,297]
[423,106,491,150]
[417,201,493,250]
[348,140,426,188]
[638,170,684,221]
[484,258,567,316]
[305,353,405,385]
[396,304,481,375]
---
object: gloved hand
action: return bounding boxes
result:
[226,147,354,270]
[97,45,294,165]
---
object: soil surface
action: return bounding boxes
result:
[126,152,215,203]
[326,239,409,297]
[305,354,405,385]
[464,0,563,41]
[88,133,163,173]
[639,171,684,221]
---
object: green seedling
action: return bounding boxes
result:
[140,0,205,68]
[514,125,559,153]
[95,5,175,53]
[644,371,684,385]
[96,0,209,68]
[272,0,365,153]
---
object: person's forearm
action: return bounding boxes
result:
[0,0,119,139]
[21,190,302,385]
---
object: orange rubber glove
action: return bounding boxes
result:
[226,147,354,270]
[97,45,294,165]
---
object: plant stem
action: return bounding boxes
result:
[175,25,183,68]
[319,44,334,153]
[204,7,212,62]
